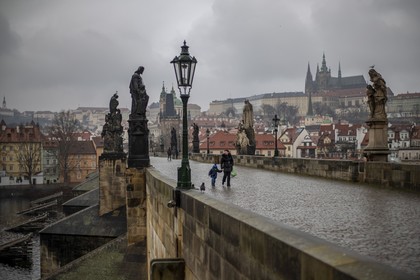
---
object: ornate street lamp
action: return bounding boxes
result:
[206,128,210,154]
[272,114,280,157]
[171,41,197,189]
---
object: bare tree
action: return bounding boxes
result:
[275,102,299,125]
[261,104,276,117]
[17,142,42,185]
[313,102,335,117]
[45,110,82,184]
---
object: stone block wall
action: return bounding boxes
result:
[99,157,127,216]
[126,168,148,245]
[145,166,412,279]
[364,162,420,190]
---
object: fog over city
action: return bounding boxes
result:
[1,0,420,112]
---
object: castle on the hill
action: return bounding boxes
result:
[305,53,367,94]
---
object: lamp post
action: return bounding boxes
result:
[272,114,280,157]
[171,41,197,189]
[206,128,210,154]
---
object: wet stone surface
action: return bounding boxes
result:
[151,156,420,278]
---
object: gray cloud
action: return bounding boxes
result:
[0,0,419,112]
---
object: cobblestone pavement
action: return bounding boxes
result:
[151,156,420,278]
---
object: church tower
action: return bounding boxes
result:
[305,63,314,94]
[337,62,342,87]
[316,53,331,91]
[159,82,167,114]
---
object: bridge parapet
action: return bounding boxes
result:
[191,154,420,190]
[145,166,414,279]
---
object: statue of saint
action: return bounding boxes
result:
[367,68,388,120]
[192,123,199,142]
[102,93,124,153]
[236,130,250,150]
[243,99,254,129]
[171,127,177,149]
[129,66,149,116]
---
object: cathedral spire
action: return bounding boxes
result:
[305,63,313,94]
[321,52,328,72]
[2,96,6,109]
[338,62,342,78]
[307,90,314,116]
[338,62,342,87]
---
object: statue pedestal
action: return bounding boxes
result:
[128,115,150,168]
[99,153,127,216]
[363,120,390,162]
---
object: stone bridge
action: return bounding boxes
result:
[40,155,419,279]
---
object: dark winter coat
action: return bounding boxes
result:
[220,153,234,172]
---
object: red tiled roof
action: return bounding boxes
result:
[199,131,236,150]
[199,131,285,150]
[68,141,96,155]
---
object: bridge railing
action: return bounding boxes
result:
[190,153,420,190]
[145,166,414,279]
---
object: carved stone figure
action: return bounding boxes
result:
[236,100,256,155]
[170,127,178,156]
[367,68,388,121]
[192,123,200,153]
[236,130,250,151]
[363,68,390,162]
[101,92,124,154]
[243,99,254,129]
[192,123,199,142]
[129,66,149,116]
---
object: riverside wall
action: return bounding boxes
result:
[145,166,413,280]
[190,154,420,190]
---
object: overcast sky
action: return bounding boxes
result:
[1,0,420,113]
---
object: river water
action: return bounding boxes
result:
[0,184,71,280]
[151,157,420,278]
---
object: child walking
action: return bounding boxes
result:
[208,163,222,187]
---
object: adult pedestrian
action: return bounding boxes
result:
[220,149,234,187]
[167,147,172,161]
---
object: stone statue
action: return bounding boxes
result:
[236,100,256,155]
[363,68,389,162]
[192,123,200,153]
[367,68,388,121]
[236,129,250,152]
[192,123,199,143]
[101,92,124,154]
[243,99,254,129]
[170,127,178,156]
[110,92,119,113]
[129,66,149,116]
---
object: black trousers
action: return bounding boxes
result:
[222,171,231,186]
